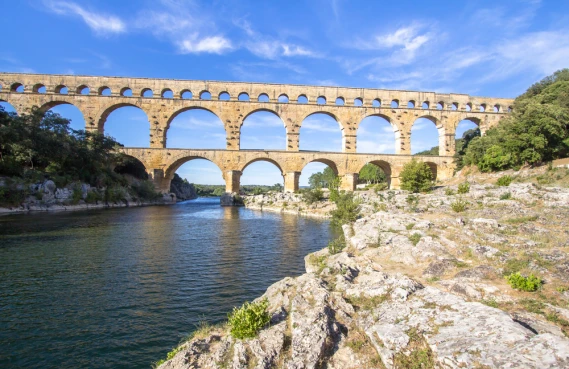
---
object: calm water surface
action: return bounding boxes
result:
[0,198,334,369]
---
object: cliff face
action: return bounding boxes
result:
[157,176,569,369]
[170,174,197,201]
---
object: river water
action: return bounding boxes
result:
[0,198,334,369]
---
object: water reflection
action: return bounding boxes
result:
[0,198,333,369]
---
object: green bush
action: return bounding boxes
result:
[450,198,468,212]
[444,188,455,196]
[71,187,83,204]
[500,192,512,200]
[330,192,361,227]
[457,182,470,194]
[328,235,346,254]
[0,186,28,207]
[506,272,542,292]
[496,175,512,186]
[302,187,323,204]
[408,233,422,246]
[228,299,270,339]
[131,180,160,201]
[85,190,102,204]
[400,160,434,193]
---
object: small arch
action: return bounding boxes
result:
[425,162,437,181]
[219,92,230,101]
[55,85,68,94]
[422,101,429,109]
[161,88,173,98]
[11,83,24,93]
[361,160,392,189]
[407,100,415,108]
[297,94,308,104]
[436,102,444,110]
[238,92,250,101]
[391,99,399,108]
[372,99,381,108]
[141,88,153,98]
[76,85,90,95]
[258,93,269,102]
[317,96,326,105]
[200,91,211,100]
[451,103,458,111]
[465,103,472,112]
[479,103,486,112]
[120,87,133,97]
[335,97,345,106]
[507,106,513,113]
[33,84,46,93]
[278,94,289,103]
[354,98,363,107]
[114,156,148,180]
[493,104,500,113]
[99,86,112,96]
[181,90,192,99]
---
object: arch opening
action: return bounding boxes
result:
[425,162,437,181]
[0,101,18,114]
[77,85,90,95]
[258,93,269,102]
[101,105,151,147]
[181,90,192,99]
[422,101,429,109]
[455,119,481,158]
[436,102,444,110]
[238,92,249,101]
[300,113,342,152]
[354,98,363,107]
[162,89,173,99]
[493,104,500,112]
[407,100,415,108]
[114,155,148,180]
[317,96,326,105]
[391,99,399,108]
[357,115,396,154]
[297,94,308,104]
[121,87,132,97]
[33,84,46,93]
[172,158,225,197]
[241,110,286,150]
[372,99,381,108]
[412,117,439,155]
[141,88,153,98]
[479,104,486,112]
[240,160,284,191]
[359,161,391,189]
[43,102,86,132]
[300,160,339,188]
[55,85,68,95]
[99,86,112,96]
[335,97,345,106]
[219,92,230,101]
[166,108,226,149]
[11,83,24,93]
[451,103,458,111]
[278,94,289,103]
[465,103,472,112]
[200,91,211,100]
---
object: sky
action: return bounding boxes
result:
[1,0,567,186]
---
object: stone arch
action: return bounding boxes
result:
[11,83,24,92]
[299,111,343,152]
[141,88,153,98]
[55,85,68,94]
[166,107,226,149]
[39,101,87,131]
[97,102,151,135]
[76,85,90,95]
[240,157,284,174]
[238,92,250,101]
[297,94,308,104]
[161,88,173,98]
[120,87,132,97]
[180,89,192,99]
[424,161,437,180]
[301,158,339,176]
[358,113,399,154]
[219,91,230,101]
[240,108,286,150]
[278,94,289,103]
[335,97,345,106]
[113,154,149,180]
[258,93,269,102]
[166,106,225,132]
[299,158,340,189]
[99,86,112,96]
[0,99,18,114]
[358,160,392,188]
[411,115,441,155]
[33,83,46,93]
[165,155,222,181]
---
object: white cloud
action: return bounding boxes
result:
[282,44,315,57]
[355,24,432,52]
[179,35,233,54]
[45,1,125,35]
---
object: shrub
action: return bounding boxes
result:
[228,299,270,339]
[131,180,160,201]
[506,272,542,292]
[71,187,83,204]
[85,190,102,204]
[400,160,434,193]
[444,188,455,196]
[496,175,512,186]
[302,187,324,204]
[328,234,346,254]
[450,198,468,212]
[500,192,512,200]
[457,182,470,194]
[408,233,422,246]
[330,192,361,227]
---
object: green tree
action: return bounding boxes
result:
[399,160,434,193]
[308,166,337,188]
[358,163,386,184]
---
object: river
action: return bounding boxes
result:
[0,197,335,369]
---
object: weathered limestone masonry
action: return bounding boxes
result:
[0,72,514,193]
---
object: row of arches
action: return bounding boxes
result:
[1,81,512,112]
[0,100,480,154]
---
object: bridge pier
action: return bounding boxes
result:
[148,168,171,193]
[284,171,300,192]
[340,173,359,191]
[224,170,242,193]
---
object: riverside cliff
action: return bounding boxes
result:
[157,167,569,368]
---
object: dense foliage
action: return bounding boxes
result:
[506,272,542,292]
[330,191,361,227]
[0,107,123,185]
[358,163,387,184]
[228,299,270,339]
[308,166,337,188]
[463,69,569,171]
[399,160,434,193]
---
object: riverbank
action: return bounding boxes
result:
[157,168,569,368]
[243,192,333,219]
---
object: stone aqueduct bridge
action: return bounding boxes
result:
[0,72,514,192]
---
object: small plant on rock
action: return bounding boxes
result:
[408,232,422,246]
[497,175,512,186]
[328,234,346,254]
[457,182,470,194]
[500,192,512,200]
[228,299,270,339]
[450,198,468,212]
[506,272,542,292]
[444,188,455,196]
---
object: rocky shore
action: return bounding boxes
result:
[156,167,569,368]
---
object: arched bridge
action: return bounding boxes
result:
[0,72,514,192]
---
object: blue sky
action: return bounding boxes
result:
[1,0,568,186]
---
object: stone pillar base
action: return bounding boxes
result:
[340,173,358,191]
[284,171,300,192]
[220,192,244,206]
[224,170,242,193]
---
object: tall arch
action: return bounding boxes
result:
[357,114,397,154]
[240,109,286,150]
[240,159,285,190]
[300,112,343,152]
[411,116,440,155]
[0,100,18,114]
[299,158,339,188]
[359,160,392,189]
[40,101,86,132]
[166,107,226,149]
[99,104,151,147]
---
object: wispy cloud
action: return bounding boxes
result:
[179,35,233,54]
[44,1,125,35]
